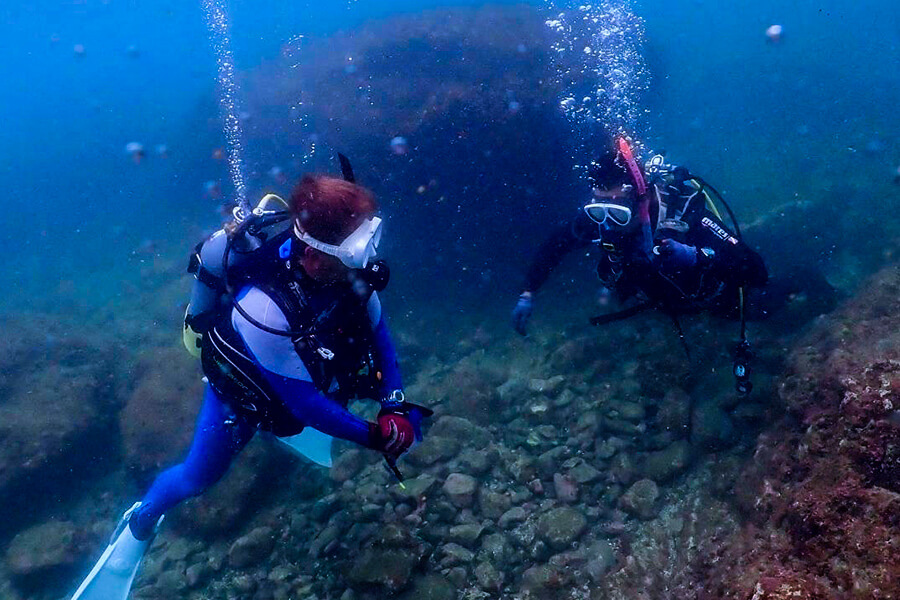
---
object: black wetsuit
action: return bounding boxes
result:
[524,176,768,319]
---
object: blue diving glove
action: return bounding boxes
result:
[512,292,533,336]
[656,239,698,270]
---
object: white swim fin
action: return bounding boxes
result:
[276,427,334,467]
[71,502,163,600]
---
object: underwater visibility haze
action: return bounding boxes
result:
[0,0,899,598]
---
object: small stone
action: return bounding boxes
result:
[506,456,537,483]
[185,562,213,588]
[553,473,579,503]
[479,533,513,563]
[657,388,691,433]
[584,539,617,582]
[395,474,437,499]
[522,564,565,595]
[498,506,528,529]
[595,437,623,459]
[609,400,645,422]
[406,436,461,466]
[331,448,364,482]
[443,473,478,508]
[457,448,492,475]
[537,507,587,550]
[439,543,475,567]
[529,375,565,396]
[429,416,491,448]
[165,538,194,561]
[641,440,692,483]
[692,401,736,450]
[619,479,660,520]
[5,521,80,577]
[479,489,512,519]
[568,461,602,484]
[475,561,503,591]
[228,526,275,568]
[347,547,419,591]
[447,523,485,548]
[397,574,456,600]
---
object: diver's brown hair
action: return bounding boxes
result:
[290,175,377,244]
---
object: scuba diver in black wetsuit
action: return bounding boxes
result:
[512,137,768,394]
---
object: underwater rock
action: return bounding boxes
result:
[406,435,461,467]
[584,539,618,583]
[330,448,364,482]
[690,400,736,450]
[397,574,456,600]
[655,387,692,435]
[536,507,587,550]
[455,446,493,475]
[120,348,204,482]
[552,472,579,503]
[619,479,660,520]
[640,440,693,483]
[169,441,284,539]
[227,526,276,568]
[698,265,900,599]
[5,520,83,593]
[446,523,485,548]
[185,561,213,589]
[607,399,646,422]
[498,506,528,529]
[347,547,420,592]
[474,561,504,592]
[439,542,475,567]
[478,488,512,519]
[521,563,567,597]
[478,532,513,564]
[0,317,122,537]
[567,460,602,484]
[428,415,492,449]
[528,375,565,396]
[442,473,478,508]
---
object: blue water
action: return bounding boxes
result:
[0,0,897,313]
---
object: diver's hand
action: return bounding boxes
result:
[512,291,533,336]
[374,411,415,458]
[656,239,697,270]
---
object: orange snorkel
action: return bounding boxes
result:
[616,136,653,256]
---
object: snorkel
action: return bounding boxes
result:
[616,136,653,258]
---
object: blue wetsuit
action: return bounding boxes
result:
[130,231,402,539]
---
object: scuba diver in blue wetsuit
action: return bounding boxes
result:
[512,137,769,394]
[71,162,431,600]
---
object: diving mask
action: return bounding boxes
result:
[584,202,632,227]
[293,216,383,269]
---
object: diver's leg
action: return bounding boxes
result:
[128,385,255,540]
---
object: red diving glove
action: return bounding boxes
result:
[374,411,415,457]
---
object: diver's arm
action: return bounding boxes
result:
[263,376,377,447]
[691,213,769,288]
[232,287,379,448]
[522,210,596,293]
[366,293,403,399]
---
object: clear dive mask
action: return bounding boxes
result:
[584,202,632,227]
[292,216,383,269]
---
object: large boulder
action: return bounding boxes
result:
[119,347,204,484]
[0,316,124,537]
[700,265,900,598]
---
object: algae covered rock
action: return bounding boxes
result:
[227,526,276,568]
[442,473,478,508]
[347,547,421,592]
[619,479,660,520]
[537,506,587,550]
